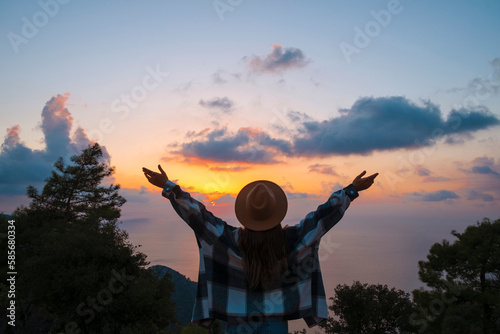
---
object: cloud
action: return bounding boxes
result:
[285,190,319,200]
[173,81,193,95]
[416,167,431,176]
[119,186,151,203]
[321,181,343,195]
[270,109,315,135]
[308,164,339,176]
[211,69,241,84]
[292,96,500,156]
[280,179,319,200]
[211,69,228,84]
[444,107,500,133]
[467,190,494,202]
[457,156,500,201]
[185,128,212,139]
[245,43,309,74]
[0,127,50,195]
[423,176,452,183]
[170,96,499,163]
[414,167,452,182]
[255,131,293,156]
[3,125,22,148]
[212,193,235,206]
[0,93,104,195]
[423,190,459,201]
[460,156,500,177]
[199,97,234,114]
[122,217,152,224]
[287,110,313,123]
[471,156,495,166]
[209,166,251,172]
[407,190,459,202]
[172,127,288,164]
[471,165,500,176]
[40,93,75,161]
[465,57,500,98]
[445,57,500,99]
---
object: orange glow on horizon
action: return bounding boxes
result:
[111,141,472,210]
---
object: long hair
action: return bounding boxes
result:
[238,224,288,290]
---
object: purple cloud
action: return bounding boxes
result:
[308,164,339,176]
[407,190,459,202]
[467,190,494,202]
[292,97,499,156]
[199,96,235,114]
[172,127,289,164]
[170,96,499,163]
[245,44,309,74]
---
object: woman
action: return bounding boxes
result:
[143,165,378,333]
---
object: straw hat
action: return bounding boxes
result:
[235,180,288,231]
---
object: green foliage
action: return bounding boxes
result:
[0,144,176,333]
[320,281,415,334]
[412,217,500,333]
[22,143,126,227]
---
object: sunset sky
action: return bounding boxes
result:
[1,1,500,330]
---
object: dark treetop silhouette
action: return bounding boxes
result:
[143,165,377,332]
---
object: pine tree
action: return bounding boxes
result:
[320,281,416,334]
[1,144,176,333]
[412,218,500,333]
[25,143,126,227]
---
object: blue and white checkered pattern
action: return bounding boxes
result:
[162,180,358,329]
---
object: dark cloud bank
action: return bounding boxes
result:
[174,96,499,163]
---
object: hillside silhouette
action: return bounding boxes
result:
[151,265,198,326]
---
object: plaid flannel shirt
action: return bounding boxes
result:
[162,180,358,329]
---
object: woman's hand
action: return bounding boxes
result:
[142,165,169,189]
[352,171,379,192]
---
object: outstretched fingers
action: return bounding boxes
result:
[142,169,153,179]
[142,167,155,173]
[352,171,379,191]
[142,165,169,188]
[158,164,167,177]
[353,170,366,182]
